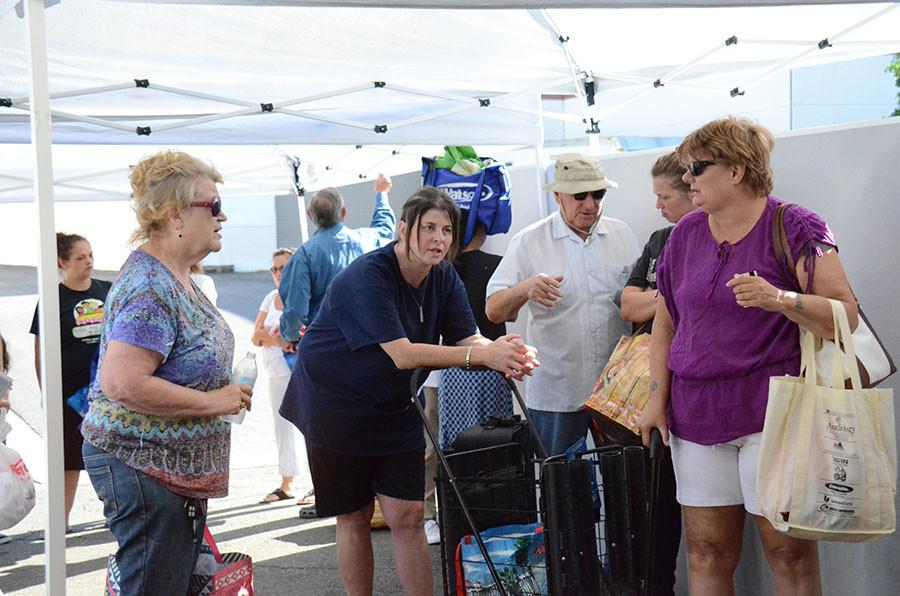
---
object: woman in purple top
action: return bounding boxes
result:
[638,117,857,596]
[80,150,252,595]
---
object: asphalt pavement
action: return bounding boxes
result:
[0,265,445,595]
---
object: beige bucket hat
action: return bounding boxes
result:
[543,153,618,194]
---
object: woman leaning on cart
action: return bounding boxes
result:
[279,187,539,596]
[80,150,252,594]
[637,117,857,596]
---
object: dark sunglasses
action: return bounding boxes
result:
[687,161,716,177]
[191,195,222,217]
[573,189,607,201]
[270,265,285,274]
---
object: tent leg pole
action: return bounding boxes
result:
[588,131,601,155]
[532,93,548,220]
[26,0,67,593]
[295,190,309,244]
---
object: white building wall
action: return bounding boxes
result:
[0,195,278,273]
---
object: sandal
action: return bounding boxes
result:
[296,489,315,506]
[259,488,294,504]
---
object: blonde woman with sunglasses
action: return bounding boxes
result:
[80,150,250,594]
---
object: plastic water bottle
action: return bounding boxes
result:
[223,352,256,425]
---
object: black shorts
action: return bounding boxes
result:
[306,442,425,518]
[63,402,85,471]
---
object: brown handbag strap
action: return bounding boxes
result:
[773,204,896,385]
[771,203,801,291]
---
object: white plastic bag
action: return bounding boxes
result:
[757,299,896,542]
[814,309,895,388]
[0,442,36,530]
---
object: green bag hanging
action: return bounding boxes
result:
[433,145,482,175]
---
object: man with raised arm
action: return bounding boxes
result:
[280,174,396,341]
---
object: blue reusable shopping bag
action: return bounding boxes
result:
[66,350,99,417]
[421,156,512,247]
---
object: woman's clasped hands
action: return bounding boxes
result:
[484,334,539,381]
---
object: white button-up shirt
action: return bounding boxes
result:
[487,211,639,412]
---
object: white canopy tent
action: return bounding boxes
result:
[2,1,899,146]
[4,0,900,592]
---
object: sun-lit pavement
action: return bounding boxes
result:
[0,266,443,595]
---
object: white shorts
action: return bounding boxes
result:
[669,432,763,516]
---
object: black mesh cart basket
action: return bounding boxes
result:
[410,368,664,596]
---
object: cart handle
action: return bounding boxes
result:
[648,428,664,460]
[410,367,431,394]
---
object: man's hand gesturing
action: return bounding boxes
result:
[527,273,564,308]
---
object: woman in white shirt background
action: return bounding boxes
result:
[253,247,314,504]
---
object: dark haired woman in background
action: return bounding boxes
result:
[253,247,314,505]
[30,232,112,530]
[280,187,539,596]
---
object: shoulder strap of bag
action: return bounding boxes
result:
[771,203,802,291]
[775,205,896,386]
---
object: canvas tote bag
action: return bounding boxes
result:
[757,299,896,541]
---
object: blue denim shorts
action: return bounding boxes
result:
[83,442,206,595]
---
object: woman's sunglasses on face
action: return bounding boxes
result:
[190,195,222,217]
[573,189,607,201]
[270,265,285,275]
[687,161,715,177]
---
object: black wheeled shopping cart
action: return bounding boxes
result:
[410,368,665,596]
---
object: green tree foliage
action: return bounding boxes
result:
[888,53,900,117]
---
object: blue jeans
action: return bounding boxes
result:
[83,442,206,595]
[527,408,590,457]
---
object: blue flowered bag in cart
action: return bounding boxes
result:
[457,522,547,595]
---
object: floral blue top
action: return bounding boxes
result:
[81,250,234,498]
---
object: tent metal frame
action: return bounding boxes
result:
[7,76,582,137]
[5,5,897,144]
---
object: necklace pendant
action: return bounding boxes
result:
[419,306,424,324]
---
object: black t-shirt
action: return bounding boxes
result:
[625,226,673,334]
[281,242,477,455]
[454,250,506,341]
[30,279,112,398]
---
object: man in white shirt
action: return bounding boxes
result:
[486,153,639,455]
